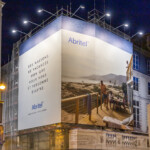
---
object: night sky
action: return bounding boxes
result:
[2,0,150,65]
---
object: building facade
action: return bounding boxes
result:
[127,41,150,133]
[1,8,150,150]
[132,44,150,133]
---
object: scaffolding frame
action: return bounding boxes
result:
[1,7,132,149]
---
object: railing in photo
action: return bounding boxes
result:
[61,92,101,124]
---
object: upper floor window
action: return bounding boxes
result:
[148,82,150,95]
[147,60,150,75]
[133,100,139,107]
[133,77,139,91]
[133,54,139,70]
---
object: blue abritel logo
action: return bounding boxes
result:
[68,37,88,47]
[32,101,43,110]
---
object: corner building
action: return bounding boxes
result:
[2,12,150,150]
[132,43,150,133]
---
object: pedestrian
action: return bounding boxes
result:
[100,81,109,110]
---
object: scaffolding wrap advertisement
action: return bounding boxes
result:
[18,31,61,130]
[61,29,133,130]
[18,16,133,131]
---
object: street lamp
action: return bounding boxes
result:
[37,8,56,16]
[23,20,43,28]
[0,83,6,146]
[113,23,129,30]
[99,13,111,21]
[71,5,85,17]
[12,29,28,36]
[38,9,42,13]
[131,31,143,38]
[0,84,6,91]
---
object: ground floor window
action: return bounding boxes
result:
[133,100,140,128]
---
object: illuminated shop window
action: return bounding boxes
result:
[133,54,139,70]
[133,77,139,91]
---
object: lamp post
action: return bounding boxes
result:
[71,5,85,17]
[12,29,28,36]
[23,20,43,28]
[131,31,143,38]
[37,9,56,17]
[98,13,111,21]
[113,23,129,30]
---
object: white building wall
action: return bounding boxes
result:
[133,70,150,133]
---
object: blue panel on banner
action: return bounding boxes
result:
[20,16,133,56]
[19,17,62,56]
[61,16,133,54]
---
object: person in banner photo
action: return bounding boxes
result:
[100,80,109,110]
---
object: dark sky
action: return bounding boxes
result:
[1,0,150,65]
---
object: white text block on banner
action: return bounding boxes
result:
[18,31,61,130]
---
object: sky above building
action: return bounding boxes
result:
[1,0,150,65]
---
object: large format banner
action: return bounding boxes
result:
[61,29,133,129]
[18,31,61,130]
[18,16,133,131]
